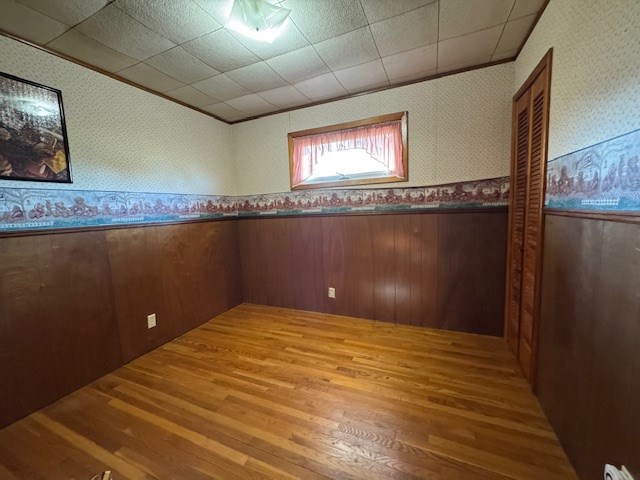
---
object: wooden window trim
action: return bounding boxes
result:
[288,112,408,191]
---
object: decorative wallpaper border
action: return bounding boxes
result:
[0,177,509,233]
[545,128,640,212]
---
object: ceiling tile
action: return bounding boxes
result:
[15,0,109,25]
[201,102,246,122]
[183,29,259,72]
[117,63,185,93]
[76,4,175,60]
[47,29,138,72]
[510,0,546,20]
[492,49,518,61]
[145,47,219,84]
[266,45,330,84]
[191,74,250,101]
[226,94,275,115]
[226,62,287,93]
[360,0,437,23]
[437,25,503,71]
[382,43,437,82]
[294,73,348,100]
[282,0,367,43]
[334,59,389,93]
[229,22,310,60]
[113,0,220,44]
[370,2,438,57]
[314,26,379,71]
[439,0,513,40]
[165,85,219,107]
[190,0,233,25]
[257,85,309,108]
[0,0,68,44]
[496,14,537,54]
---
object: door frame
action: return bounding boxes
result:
[504,48,553,391]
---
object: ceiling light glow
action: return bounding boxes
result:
[226,0,291,43]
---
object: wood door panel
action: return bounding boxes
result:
[518,69,549,381]
[506,50,552,386]
[506,90,531,352]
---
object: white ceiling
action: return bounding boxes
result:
[0,0,546,123]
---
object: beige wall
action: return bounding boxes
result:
[2,34,515,198]
[0,35,236,195]
[233,63,514,195]
[515,0,640,160]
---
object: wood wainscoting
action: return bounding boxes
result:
[0,304,577,480]
[537,213,640,479]
[0,221,242,429]
[239,210,508,336]
[0,209,507,431]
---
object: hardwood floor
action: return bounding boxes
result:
[0,304,576,479]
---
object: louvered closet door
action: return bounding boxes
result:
[506,90,531,353]
[518,67,549,382]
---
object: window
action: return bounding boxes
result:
[288,112,408,190]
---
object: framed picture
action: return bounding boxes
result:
[0,71,72,183]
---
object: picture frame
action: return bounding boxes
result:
[0,71,72,183]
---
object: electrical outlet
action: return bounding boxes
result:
[147,313,157,329]
[328,287,336,299]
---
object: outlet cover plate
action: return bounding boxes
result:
[147,313,157,329]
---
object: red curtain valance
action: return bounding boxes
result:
[292,120,404,187]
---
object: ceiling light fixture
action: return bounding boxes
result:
[226,0,291,43]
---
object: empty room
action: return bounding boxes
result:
[0,0,638,479]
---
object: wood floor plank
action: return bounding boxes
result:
[0,304,577,479]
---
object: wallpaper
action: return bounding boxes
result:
[516,0,640,163]
[233,63,514,195]
[545,128,640,211]
[0,177,509,233]
[0,35,236,196]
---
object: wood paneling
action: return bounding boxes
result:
[107,222,242,363]
[1,211,505,432]
[321,215,375,319]
[0,231,122,428]
[372,215,396,323]
[0,304,577,480]
[238,219,295,309]
[437,213,508,335]
[0,221,242,429]
[538,214,640,478]
[241,211,507,335]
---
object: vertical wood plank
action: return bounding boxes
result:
[372,215,395,322]
[291,217,325,312]
[351,216,374,320]
[437,212,506,335]
[408,215,423,326]
[238,220,268,306]
[420,214,439,327]
[36,231,122,396]
[537,215,602,477]
[106,227,170,362]
[394,215,411,324]
[0,236,61,426]
[0,231,122,427]
[261,218,294,308]
[220,221,243,310]
[586,221,640,474]
[322,216,350,315]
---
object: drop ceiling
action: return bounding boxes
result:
[0,0,546,123]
